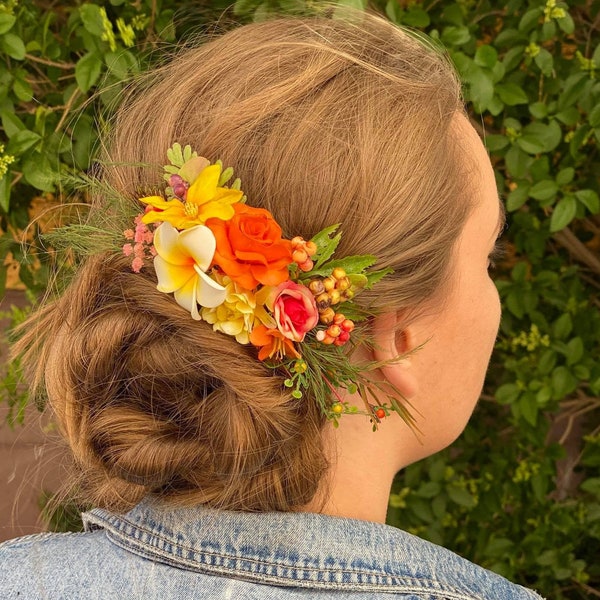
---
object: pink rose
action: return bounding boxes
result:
[272,281,319,342]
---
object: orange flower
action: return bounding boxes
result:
[249,325,301,361]
[207,204,293,290]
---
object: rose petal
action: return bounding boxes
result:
[178,225,217,271]
[194,266,227,308]
[154,256,195,293]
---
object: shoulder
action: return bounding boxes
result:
[0,530,132,599]
[373,522,543,600]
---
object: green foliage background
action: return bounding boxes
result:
[0,0,599,598]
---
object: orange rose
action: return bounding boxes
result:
[207,204,293,290]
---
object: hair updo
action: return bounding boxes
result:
[17,13,471,512]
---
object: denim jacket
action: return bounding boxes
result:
[0,499,544,599]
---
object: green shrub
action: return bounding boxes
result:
[1,0,598,598]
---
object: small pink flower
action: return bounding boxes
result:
[131,257,144,273]
[272,281,318,342]
[134,243,145,258]
[124,229,134,240]
[123,243,133,257]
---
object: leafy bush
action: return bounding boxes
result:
[1,0,599,598]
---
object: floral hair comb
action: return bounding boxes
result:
[123,144,415,429]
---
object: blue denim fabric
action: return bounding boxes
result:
[0,499,544,599]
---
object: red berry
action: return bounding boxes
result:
[338,331,350,343]
[341,319,355,333]
[375,408,386,419]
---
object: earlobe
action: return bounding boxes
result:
[372,312,419,401]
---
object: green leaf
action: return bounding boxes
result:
[557,13,575,34]
[534,48,554,76]
[566,337,584,366]
[309,255,377,278]
[22,155,56,191]
[12,77,33,102]
[0,14,16,34]
[529,102,548,119]
[474,45,498,68]
[495,383,521,404]
[416,481,441,498]
[6,130,41,155]
[484,134,509,151]
[502,46,525,72]
[75,52,103,93]
[518,8,542,32]
[555,168,574,186]
[447,486,477,508]
[441,26,471,46]
[529,180,558,201]
[553,314,572,340]
[519,395,538,426]
[311,224,342,268]
[589,104,600,128]
[518,121,562,154]
[79,4,105,36]
[403,7,430,28]
[0,175,10,212]
[550,196,577,232]
[581,478,600,497]
[365,268,393,288]
[506,185,529,212]
[1,33,25,60]
[551,366,577,399]
[495,82,529,106]
[467,66,494,111]
[575,189,600,214]
[0,111,25,137]
[505,145,531,178]
[558,73,588,111]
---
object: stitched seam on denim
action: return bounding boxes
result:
[105,532,489,599]
[94,519,492,599]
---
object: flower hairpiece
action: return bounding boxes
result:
[127,144,415,429]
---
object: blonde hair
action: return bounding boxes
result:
[16,14,471,513]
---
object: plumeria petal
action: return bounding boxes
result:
[154,222,192,266]
[174,277,201,320]
[154,256,195,293]
[195,266,227,308]
[178,225,217,272]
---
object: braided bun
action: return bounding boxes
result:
[28,253,326,512]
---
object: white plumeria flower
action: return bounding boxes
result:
[153,221,226,320]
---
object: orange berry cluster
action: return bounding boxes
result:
[315,312,355,346]
[291,236,317,272]
[308,268,354,315]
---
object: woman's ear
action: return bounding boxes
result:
[372,312,419,400]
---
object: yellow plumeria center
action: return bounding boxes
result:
[184,203,200,217]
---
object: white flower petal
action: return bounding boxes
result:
[195,266,226,308]
[153,222,190,266]
[154,256,194,293]
[174,276,202,321]
[178,225,216,272]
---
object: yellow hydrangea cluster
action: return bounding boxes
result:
[202,276,274,344]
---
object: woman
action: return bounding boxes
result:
[0,12,543,599]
